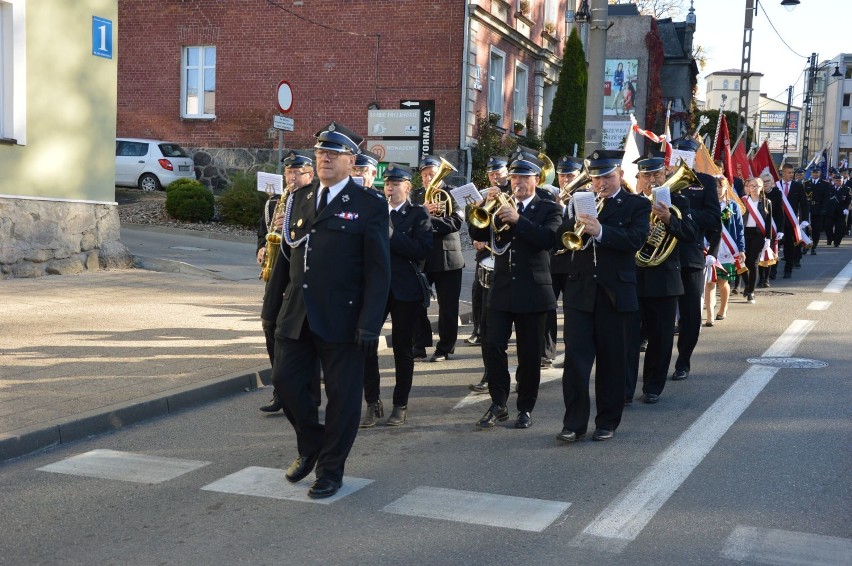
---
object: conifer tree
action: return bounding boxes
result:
[544,28,587,162]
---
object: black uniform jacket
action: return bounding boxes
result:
[557,190,651,313]
[804,179,831,218]
[274,178,391,342]
[823,184,852,217]
[468,194,562,313]
[774,180,810,229]
[388,202,433,303]
[411,184,465,272]
[679,171,722,269]
[636,192,699,298]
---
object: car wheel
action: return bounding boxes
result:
[139,173,161,192]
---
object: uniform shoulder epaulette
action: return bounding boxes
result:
[363,187,386,200]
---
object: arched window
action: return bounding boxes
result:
[734,80,740,90]
[723,79,729,89]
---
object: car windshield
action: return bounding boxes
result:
[159,143,189,158]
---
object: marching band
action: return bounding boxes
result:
[258,121,848,497]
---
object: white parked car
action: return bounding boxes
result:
[115,138,196,191]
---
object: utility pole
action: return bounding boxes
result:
[782,85,793,162]
[801,52,818,164]
[736,0,756,139]
[584,0,607,155]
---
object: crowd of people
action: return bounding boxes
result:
[252,120,852,499]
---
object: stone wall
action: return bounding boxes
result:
[0,199,133,279]
[189,147,275,191]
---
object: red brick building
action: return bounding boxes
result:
[117,0,569,187]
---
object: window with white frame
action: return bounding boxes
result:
[734,79,740,89]
[513,63,529,126]
[181,46,216,118]
[544,0,559,27]
[0,0,26,143]
[488,48,506,122]
[723,79,729,89]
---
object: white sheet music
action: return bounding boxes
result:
[572,191,598,218]
[652,186,672,208]
[669,149,696,168]
[450,183,484,209]
[257,172,284,195]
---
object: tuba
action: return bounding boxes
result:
[537,152,556,187]
[260,185,292,281]
[634,162,698,267]
[424,157,458,216]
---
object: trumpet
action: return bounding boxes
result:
[424,157,457,216]
[260,184,293,282]
[558,168,590,204]
[561,193,605,251]
[468,191,517,232]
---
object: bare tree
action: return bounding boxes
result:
[608,0,687,19]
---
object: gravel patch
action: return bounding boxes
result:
[118,198,257,239]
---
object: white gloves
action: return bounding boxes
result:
[705,255,716,267]
[776,232,784,241]
[844,210,849,217]
[800,221,810,230]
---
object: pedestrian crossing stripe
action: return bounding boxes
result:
[37,449,210,484]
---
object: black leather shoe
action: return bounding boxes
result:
[514,411,532,429]
[642,393,660,404]
[783,272,792,279]
[477,404,509,428]
[672,369,689,381]
[540,357,554,368]
[465,334,481,345]
[556,428,581,443]
[592,428,614,441]
[307,477,341,499]
[468,378,489,394]
[810,249,817,255]
[758,281,770,288]
[624,396,633,406]
[285,453,319,483]
[430,350,448,362]
[413,348,428,361]
[386,405,407,426]
[260,391,282,412]
[359,399,384,428]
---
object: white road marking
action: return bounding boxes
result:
[383,486,570,532]
[807,300,832,311]
[721,525,852,566]
[453,366,562,409]
[572,320,816,553]
[200,466,372,505]
[823,259,852,293]
[37,449,210,484]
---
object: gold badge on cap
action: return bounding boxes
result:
[296,219,304,227]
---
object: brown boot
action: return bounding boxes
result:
[386,405,407,426]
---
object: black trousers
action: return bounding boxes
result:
[635,296,677,396]
[364,296,419,407]
[781,233,798,275]
[811,215,825,249]
[484,308,547,413]
[414,268,462,354]
[544,272,568,361]
[562,286,632,434]
[826,214,847,245]
[264,317,321,405]
[470,277,484,337]
[675,268,704,374]
[273,321,363,485]
[743,227,765,294]
[478,284,491,381]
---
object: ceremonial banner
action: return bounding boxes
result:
[712,114,734,186]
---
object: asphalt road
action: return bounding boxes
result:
[1,248,850,565]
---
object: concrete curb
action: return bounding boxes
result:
[0,367,268,464]
[122,222,255,244]
[132,255,226,280]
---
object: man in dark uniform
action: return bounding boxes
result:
[804,165,830,255]
[411,155,465,362]
[258,150,316,413]
[824,173,852,246]
[774,163,810,278]
[556,150,651,443]
[361,164,433,428]
[669,138,721,382]
[271,122,390,499]
[626,156,698,404]
[352,149,381,190]
[469,153,562,429]
[547,155,585,368]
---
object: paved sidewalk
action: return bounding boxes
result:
[1,226,477,462]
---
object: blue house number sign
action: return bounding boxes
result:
[92,16,113,59]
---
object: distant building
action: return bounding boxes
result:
[806,54,852,167]
[704,68,763,133]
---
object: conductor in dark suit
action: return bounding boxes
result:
[556,150,651,443]
[469,152,562,429]
[668,138,721,382]
[271,122,390,499]
[626,156,698,405]
[360,164,433,428]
